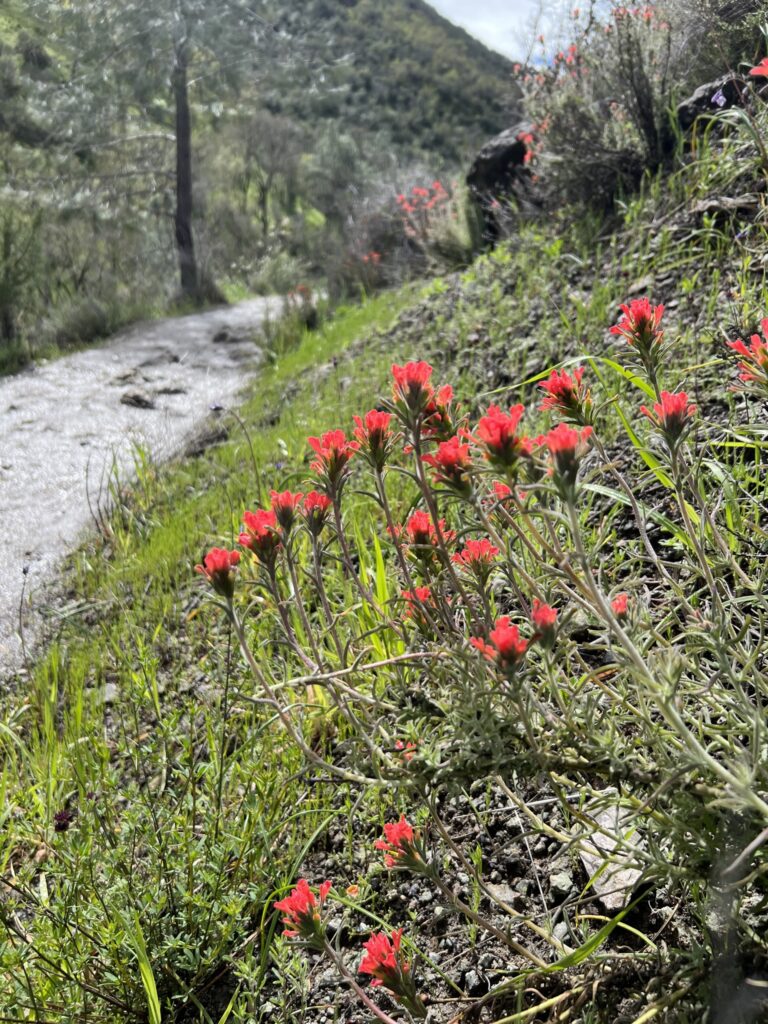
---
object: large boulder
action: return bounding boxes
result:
[466,122,543,243]
[676,74,749,133]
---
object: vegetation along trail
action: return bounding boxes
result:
[0,298,276,678]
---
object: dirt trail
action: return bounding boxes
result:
[0,298,277,680]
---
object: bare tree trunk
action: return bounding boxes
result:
[173,43,200,303]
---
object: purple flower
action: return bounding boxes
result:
[711,88,727,108]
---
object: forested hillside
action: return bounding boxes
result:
[0,0,515,371]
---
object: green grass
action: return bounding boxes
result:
[0,288,417,1021]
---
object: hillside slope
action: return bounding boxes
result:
[3,88,768,1021]
[271,0,517,163]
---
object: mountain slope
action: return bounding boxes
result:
[270,0,518,164]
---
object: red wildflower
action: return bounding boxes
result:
[728,318,768,387]
[749,57,768,77]
[531,598,558,648]
[396,510,456,551]
[423,435,473,492]
[397,741,421,765]
[611,593,629,619]
[273,879,332,945]
[240,509,281,566]
[475,404,532,471]
[640,391,696,445]
[353,410,394,470]
[195,548,240,599]
[392,361,434,412]
[402,586,434,618]
[492,480,512,500]
[301,491,333,537]
[374,815,423,870]
[543,423,593,498]
[452,538,500,581]
[359,929,416,1002]
[270,490,303,533]
[308,430,359,494]
[471,616,528,674]
[609,298,664,349]
[422,384,456,439]
[539,367,592,423]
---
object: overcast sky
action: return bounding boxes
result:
[428,0,563,58]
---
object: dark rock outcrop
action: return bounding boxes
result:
[676,74,749,133]
[466,122,542,243]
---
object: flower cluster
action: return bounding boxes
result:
[728,318,768,393]
[195,548,240,600]
[375,815,425,871]
[640,392,696,449]
[273,879,332,947]
[539,366,593,424]
[471,617,529,676]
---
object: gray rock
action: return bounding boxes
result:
[120,389,155,409]
[550,871,573,898]
[676,74,748,133]
[578,792,643,912]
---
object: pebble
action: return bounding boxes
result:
[550,871,574,897]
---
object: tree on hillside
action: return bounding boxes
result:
[24,0,286,304]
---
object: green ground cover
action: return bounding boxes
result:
[3,97,768,1022]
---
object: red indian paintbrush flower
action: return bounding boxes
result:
[543,423,593,499]
[492,480,512,500]
[475,404,532,471]
[359,927,425,1017]
[422,384,456,439]
[395,739,417,762]
[270,490,304,533]
[375,815,424,870]
[611,593,629,619]
[307,430,359,495]
[471,616,528,674]
[452,538,500,582]
[301,490,333,537]
[423,435,473,493]
[531,598,558,648]
[539,367,592,423]
[402,586,435,619]
[353,410,395,470]
[728,318,768,389]
[640,391,696,446]
[240,509,281,567]
[273,879,332,946]
[610,298,665,349]
[195,548,240,599]
[749,57,768,77]
[391,361,434,411]
[395,510,456,551]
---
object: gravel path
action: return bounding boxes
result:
[0,298,277,679]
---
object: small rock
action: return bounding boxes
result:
[120,389,155,409]
[102,682,119,704]
[486,881,518,906]
[418,889,433,905]
[578,794,643,912]
[550,871,573,897]
[212,326,244,344]
[553,921,570,943]
[463,970,489,997]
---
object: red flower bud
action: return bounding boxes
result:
[195,548,240,599]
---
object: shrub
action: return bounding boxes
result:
[518,2,759,208]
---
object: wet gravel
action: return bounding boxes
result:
[0,298,277,680]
